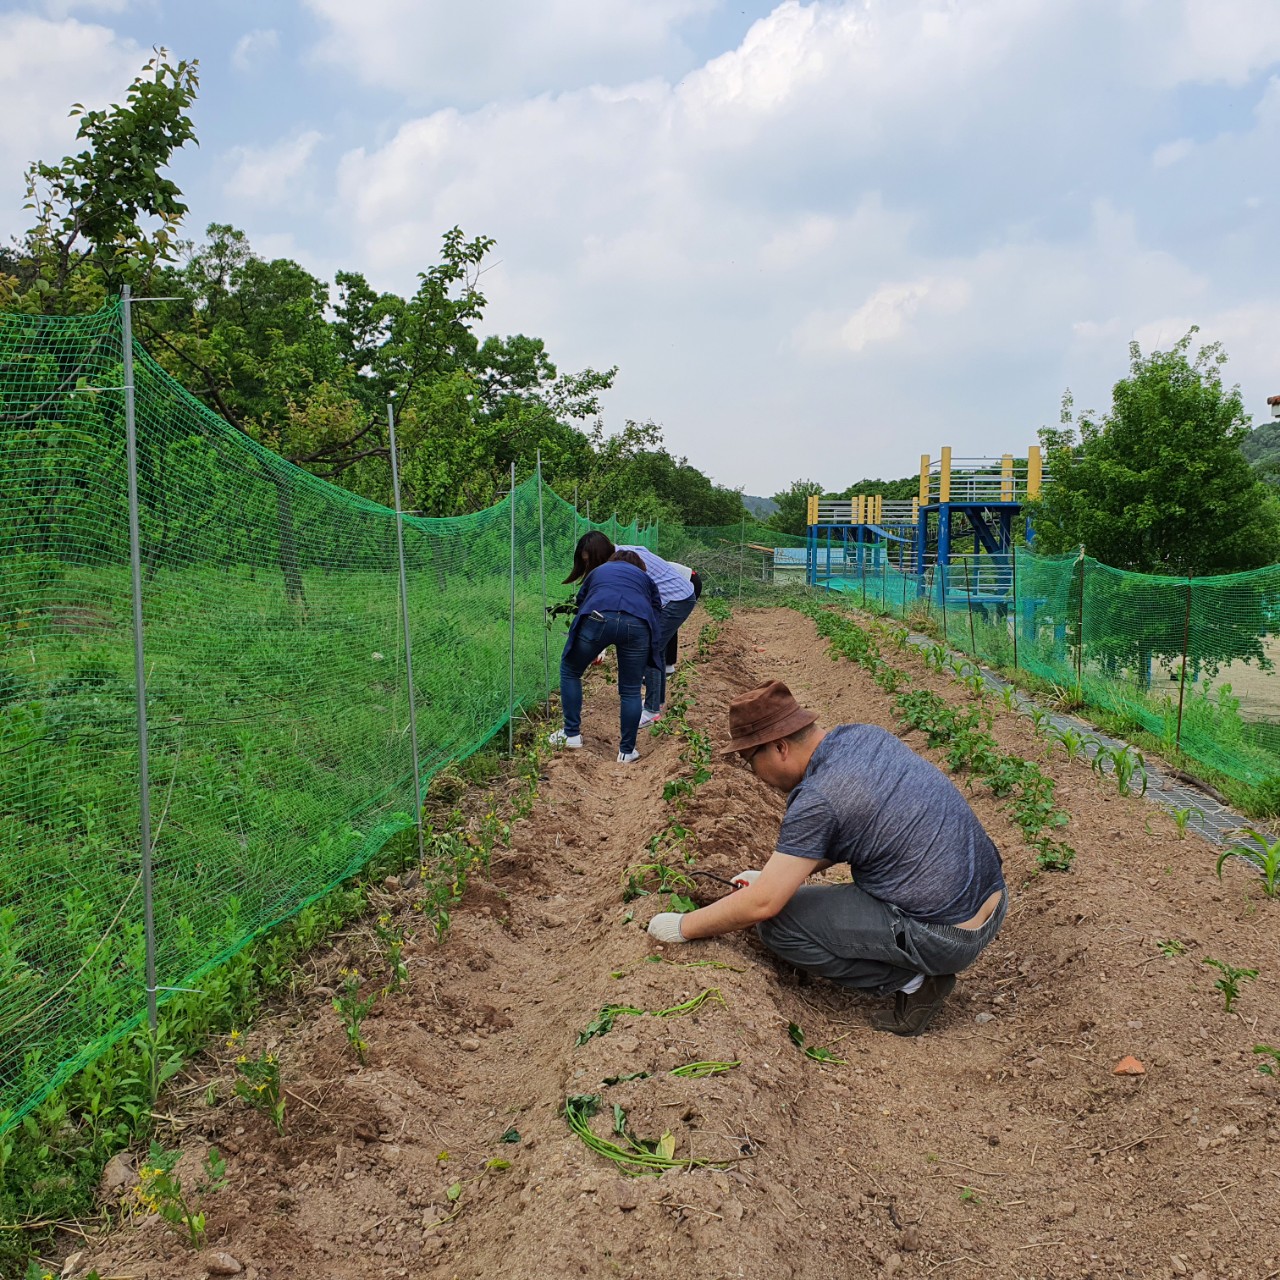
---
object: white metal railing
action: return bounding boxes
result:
[924,457,1049,505]
[814,499,919,525]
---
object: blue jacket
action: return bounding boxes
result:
[569,562,664,666]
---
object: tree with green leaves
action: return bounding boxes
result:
[2,50,199,313]
[767,479,826,536]
[1028,330,1280,574]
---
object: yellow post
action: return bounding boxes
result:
[1001,453,1014,502]
[875,494,883,524]
[940,447,952,503]
[919,454,930,505]
[806,494,818,526]
[856,495,865,525]
[1027,445,1042,499]
[912,497,919,523]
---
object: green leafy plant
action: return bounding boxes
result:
[576,988,725,1046]
[1049,726,1097,763]
[1253,1044,1280,1076]
[333,967,377,1063]
[622,862,696,903]
[563,1094,732,1176]
[1216,828,1280,897]
[1156,938,1187,958]
[231,1049,285,1135]
[1022,707,1054,737]
[1202,957,1257,1012]
[135,1142,226,1246]
[701,597,733,623]
[787,1021,846,1065]
[1170,806,1205,840]
[374,914,410,992]
[1092,744,1148,796]
[669,1060,740,1078]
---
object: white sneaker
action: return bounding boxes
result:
[548,730,583,749]
[664,663,677,675]
[617,749,640,764]
[638,708,662,728]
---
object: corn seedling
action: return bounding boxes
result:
[957,672,987,699]
[1253,1044,1280,1076]
[1202,957,1257,1012]
[374,914,409,992]
[1092,744,1148,796]
[333,967,376,1063]
[1216,828,1280,897]
[669,1060,740,1078]
[1049,726,1097,764]
[1022,707,1054,737]
[787,1021,846,1065]
[997,684,1020,713]
[923,644,949,672]
[1170,806,1205,841]
[134,1142,226,1247]
[232,1050,286,1134]
[563,1094,733,1176]
[1156,938,1187,958]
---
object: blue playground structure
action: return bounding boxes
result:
[805,446,1045,616]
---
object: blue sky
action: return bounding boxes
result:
[2,0,1278,495]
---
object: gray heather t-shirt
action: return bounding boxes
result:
[776,724,1004,925]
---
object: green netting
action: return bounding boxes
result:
[0,299,652,1129]
[655,520,808,600]
[820,545,1280,789]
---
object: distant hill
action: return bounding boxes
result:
[1242,422,1280,483]
[743,494,779,519]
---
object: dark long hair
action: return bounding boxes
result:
[610,549,646,570]
[564,530,615,583]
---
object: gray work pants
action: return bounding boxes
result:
[756,882,1007,998]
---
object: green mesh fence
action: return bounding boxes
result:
[0,299,651,1130]
[655,520,808,600]
[819,546,1280,789]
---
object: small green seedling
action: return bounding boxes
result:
[232,1051,286,1134]
[787,1021,846,1065]
[333,967,377,1064]
[1022,707,1053,737]
[135,1142,227,1246]
[1202,957,1257,1013]
[1092,744,1148,796]
[1253,1044,1280,1076]
[997,685,1020,713]
[959,1186,981,1205]
[563,1094,731,1175]
[374,913,409,992]
[1156,938,1187,958]
[1216,828,1280,897]
[1049,726,1097,764]
[1170,806,1205,841]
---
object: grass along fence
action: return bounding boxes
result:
[820,549,1280,807]
[0,298,653,1133]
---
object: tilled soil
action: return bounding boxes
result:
[60,605,1280,1280]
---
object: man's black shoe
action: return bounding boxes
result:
[870,973,956,1036]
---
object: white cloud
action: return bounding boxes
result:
[1152,138,1194,168]
[41,0,131,16]
[0,14,141,242]
[232,28,280,74]
[225,131,324,207]
[304,0,716,103]
[317,0,1280,489]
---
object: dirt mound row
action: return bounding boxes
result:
[60,605,1280,1280]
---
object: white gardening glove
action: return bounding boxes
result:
[731,869,762,890]
[647,912,688,943]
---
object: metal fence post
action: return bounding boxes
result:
[122,284,158,1032]
[1176,577,1193,750]
[537,450,550,698]
[964,563,977,657]
[387,398,426,867]
[509,462,517,754]
[1011,546,1019,671]
[1075,548,1086,689]
[738,513,746,600]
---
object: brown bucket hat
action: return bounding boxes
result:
[721,680,818,756]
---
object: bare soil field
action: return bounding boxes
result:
[49,604,1280,1280]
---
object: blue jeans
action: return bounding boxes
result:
[644,593,697,712]
[560,610,650,753]
[757,883,1007,997]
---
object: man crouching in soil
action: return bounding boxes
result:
[647,680,1006,1035]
